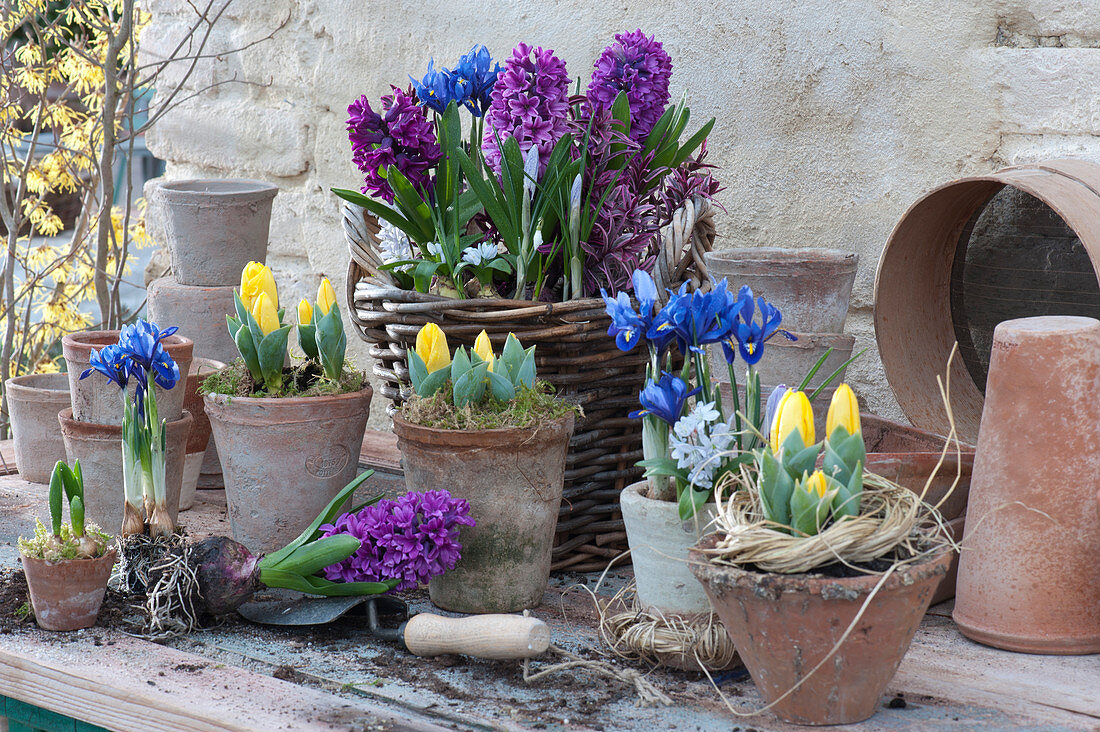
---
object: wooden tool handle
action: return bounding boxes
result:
[403,613,551,660]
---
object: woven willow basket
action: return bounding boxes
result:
[344,197,716,571]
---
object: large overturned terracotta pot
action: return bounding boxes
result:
[394,413,574,614]
[954,316,1100,654]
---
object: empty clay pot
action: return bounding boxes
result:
[147,278,240,364]
[4,373,70,483]
[704,248,858,333]
[691,535,951,726]
[394,414,574,614]
[183,357,225,455]
[204,385,373,555]
[620,481,715,615]
[954,316,1100,654]
[179,451,204,511]
[153,178,278,286]
[21,547,117,631]
[58,408,192,534]
[62,330,193,426]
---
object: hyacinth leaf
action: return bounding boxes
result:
[233,325,263,384]
[261,470,376,569]
[487,370,516,402]
[640,104,676,158]
[671,118,716,168]
[759,449,795,528]
[678,485,710,522]
[259,568,397,596]
[386,166,435,242]
[434,103,462,213]
[453,362,489,408]
[70,496,85,538]
[48,462,64,536]
[331,188,427,244]
[315,305,346,380]
[72,460,83,495]
[455,149,517,245]
[266,534,362,575]
[57,460,82,504]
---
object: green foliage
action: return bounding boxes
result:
[228,291,292,392]
[402,380,578,431]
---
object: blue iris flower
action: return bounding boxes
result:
[79,343,132,389]
[629,372,701,426]
[119,320,180,391]
[729,287,795,365]
[649,280,733,355]
[410,59,451,114]
[453,44,501,116]
[601,289,646,351]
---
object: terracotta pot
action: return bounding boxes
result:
[204,385,373,554]
[179,451,204,511]
[393,413,574,613]
[691,535,951,726]
[57,408,192,534]
[4,373,70,483]
[874,159,1100,444]
[182,357,225,454]
[147,278,240,364]
[931,514,965,606]
[152,178,278,286]
[21,547,117,631]
[62,330,193,426]
[620,481,714,615]
[703,248,858,333]
[954,316,1100,654]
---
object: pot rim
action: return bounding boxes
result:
[19,545,118,568]
[189,357,226,377]
[58,407,193,438]
[62,330,194,357]
[704,247,858,267]
[203,383,374,424]
[154,178,279,202]
[148,276,239,294]
[5,372,71,398]
[689,533,952,597]
[392,411,575,448]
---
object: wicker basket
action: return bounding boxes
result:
[344,198,716,571]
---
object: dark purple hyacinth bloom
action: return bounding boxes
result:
[482,42,571,176]
[319,490,474,591]
[347,86,441,202]
[587,29,672,142]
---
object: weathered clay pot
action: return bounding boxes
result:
[20,547,117,631]
[931,514,965,606]
[4,373,70,483]
[620,481,715,615]
[179,451,204,511]
[152,178,278,286]
[394,413,574,614]
[57,408,192,534]
[183,357,225,455]
[147,278,240,364]
[204,385,373,554]
[62,330,193,426]
[954,316,1100,654]
[704,248,858,333]
[691,535,951,726]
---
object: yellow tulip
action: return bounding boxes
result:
[826,383,861,438]
[773,389,815,449]
[415,323,450,374]
[240,261,278,312]
[769,388,793,449]
[317,277,337,315]
[251,291,281,336]
[473,330,494,372]
[804,470,829,498]
[297,298,313,326]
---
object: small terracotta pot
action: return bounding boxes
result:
[179,451,204,511]
[152,178,278,286]
[954,316,1100,654]
[147,278,240,364]
[4,373,70,483]
[620,481,715,615]
[704,248,858,333]
[204,384,373,554]
[394,413,574,614]
[58,408,192,534]
[62,330,193,426]
[183,357,225,454]
[21,547,117,631]
[691,535,951,726]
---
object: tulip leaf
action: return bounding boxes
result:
[758,449,794,528]
[232,290,250,325]
[501,333,525,381]
[784,440,821,481]
[297,323,319,360]
[450,346,472,383]
[453,362,489,408]
[258,325,292,388]
[416,367,450,398]
[516,350,536,389]
[316,306,346,380]
[233,326,263,384]
[408,349,429,392]
[487,370,516,402]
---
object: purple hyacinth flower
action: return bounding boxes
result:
[587,29,673,142]
[347,86,441,203]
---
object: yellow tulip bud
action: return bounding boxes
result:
[240,261,278,312]
[251,291,281,336]
[415,323,450,374]
[317,277,337,315]
[803,470,829,498]
[774,389,815,450]
[826,383,861,438]
[297,298,313,326]
[473,330,494,372]
[769,388,793,449]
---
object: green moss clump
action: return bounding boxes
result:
[401,381,580,430]
[200,358,367,399]
[18,518,112,561]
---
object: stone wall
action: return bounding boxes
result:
[140,0,1100,428]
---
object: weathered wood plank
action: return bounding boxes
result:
[360,429,401,472]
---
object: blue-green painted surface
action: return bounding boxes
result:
[0,695,109,732]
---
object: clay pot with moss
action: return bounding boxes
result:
[394,326,577,613]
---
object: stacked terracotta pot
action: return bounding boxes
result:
[704,248,859,436]
[146,179,278,497]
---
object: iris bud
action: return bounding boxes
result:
[415,323,451,374]
[297,299,313,326]
[240,261,278,312]
[773,389,815,450]
[826,383,861,437]
[473,330,494,372]
[317,277,337,315]
[251,291,280,336]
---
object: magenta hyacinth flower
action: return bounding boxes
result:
[347,86,441,202]
[482,42,571,176]
[587,29,672,141]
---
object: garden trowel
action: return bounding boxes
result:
[237,591,550,661]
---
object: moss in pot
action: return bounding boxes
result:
[394,324,577,613]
